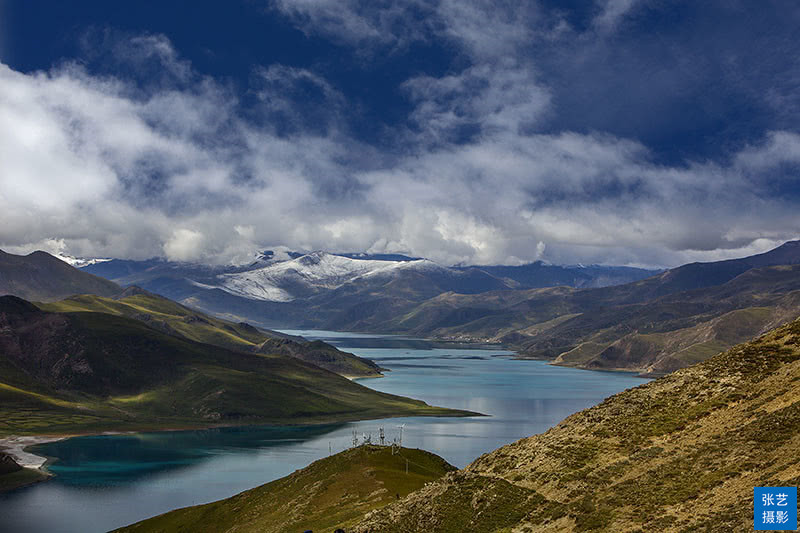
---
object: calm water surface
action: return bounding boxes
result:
[0,331,647,533]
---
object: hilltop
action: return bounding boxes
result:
[116,445,455,533]
[353,316,800,531]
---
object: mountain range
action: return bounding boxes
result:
[0,249,385,379]
[78,241,800,376]
[375,240,800,376]
[80,251,658,329]
[5,240,800,389]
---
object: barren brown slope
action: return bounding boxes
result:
[354,317,800,532]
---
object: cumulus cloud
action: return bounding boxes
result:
[163,229,205,261]
[403,61,550,144]
[1,4,799,268]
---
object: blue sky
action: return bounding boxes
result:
[0,0,799,266]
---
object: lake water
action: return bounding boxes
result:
[0,331,647,533]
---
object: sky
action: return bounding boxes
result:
[0,0,799,267]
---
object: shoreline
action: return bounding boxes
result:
[0,435,69,470]
[0,406,484,483]
[0,436,69,492]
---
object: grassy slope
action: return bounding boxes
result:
[354,316,800,532]
[116,445,456,533]
[0,301,472,438]
[39,291,383,378]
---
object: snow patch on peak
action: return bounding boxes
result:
[214,252,443,302]
[55,254,113,268]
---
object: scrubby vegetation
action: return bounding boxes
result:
[353,316,800,532]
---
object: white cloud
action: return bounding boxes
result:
[163,229,205,261]
[403,61,550,143]
[593,0,640,33]
[268,0,437,49]
[0,25,798,269]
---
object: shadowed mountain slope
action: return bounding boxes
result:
[0,249,120,302]
[39,288,383,378]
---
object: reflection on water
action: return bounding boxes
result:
[0,330,647,533]
[29,424,344,487]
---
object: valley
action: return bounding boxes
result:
[75,307,800,532]
[0,330,645,533]
[2,244,800,531]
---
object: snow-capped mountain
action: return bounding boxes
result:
[217,251,442,302]
[80,250,659,330]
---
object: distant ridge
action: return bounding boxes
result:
[0,249,121,302]
[79,250,658,329]
[374,239,800,376]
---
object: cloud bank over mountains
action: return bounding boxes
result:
[1,1,799,267]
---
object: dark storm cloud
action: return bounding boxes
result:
[0,0,799,266]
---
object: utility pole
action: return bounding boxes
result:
[352,429,358,448]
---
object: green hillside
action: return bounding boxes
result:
[116,445,456,533]
[353,316,800,532]
[0,296,473,438]
[39,288,383,378]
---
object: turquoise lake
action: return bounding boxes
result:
[0,331,647,533]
